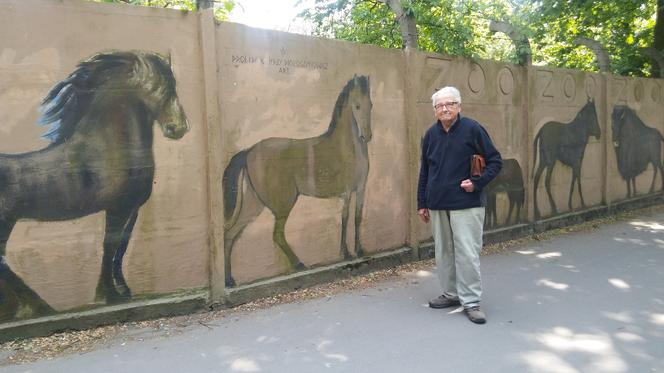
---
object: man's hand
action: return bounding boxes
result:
[417,208,430,223]
[460,179,475,193]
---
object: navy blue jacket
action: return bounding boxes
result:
[417,114,502,210]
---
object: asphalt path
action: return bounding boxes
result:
[2,210,664,373]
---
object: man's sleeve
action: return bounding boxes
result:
[417,134,429,209]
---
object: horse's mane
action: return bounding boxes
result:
[325,75,370,135]
[569,99,597,126]
[614,105,646,129]
[37,51,172,145]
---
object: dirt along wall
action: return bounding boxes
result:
[1,0,664,337]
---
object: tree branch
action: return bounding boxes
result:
[573,37,610,73]
[489,20,531,66]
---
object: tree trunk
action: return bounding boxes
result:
[378,0,418,50]
[653,0,664,77]
[640,47,664,77]
[196,0,214,10]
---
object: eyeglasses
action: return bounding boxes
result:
[434,102,459,110]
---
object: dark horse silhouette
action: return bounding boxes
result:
[485,158,524,228]
[533,99,600,218]
[611,105,664,198]
[0,51,189,320]
[222,75,372,287]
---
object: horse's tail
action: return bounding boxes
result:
[532,130,542,174]
[223,150,249,224]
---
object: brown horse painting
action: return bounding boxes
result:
[222,75,372,287]
[533,99,600,218]
[0,51,189,320]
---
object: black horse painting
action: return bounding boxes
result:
[222,75,372,287]
[0,51,189,320]
[485,158,524,228]
[611,105,664,198]
[533,99,600,218]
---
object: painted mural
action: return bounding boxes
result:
[485,158,524,228]
[611,105,664,198]
[532,99,600,219]
[0,51,189,321]
[222,75,372,287]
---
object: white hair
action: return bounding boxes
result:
[431,86,462,107]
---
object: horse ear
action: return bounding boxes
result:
[166,52,172,66]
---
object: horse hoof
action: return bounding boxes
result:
[294,262,306,271]
[225,277,236,287]
[341,245,352,260]
[107,294,130,304]
[355,247,365,257]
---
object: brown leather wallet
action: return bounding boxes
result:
[470,154,486,177]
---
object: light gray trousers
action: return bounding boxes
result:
[430,207,485,308]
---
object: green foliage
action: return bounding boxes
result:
[299,0,659,77]
[90,0,236,20]
[528,0,656,75]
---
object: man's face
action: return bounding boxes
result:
[434,94,461,125]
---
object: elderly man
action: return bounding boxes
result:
[417,86,502,324]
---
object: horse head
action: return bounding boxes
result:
[349,75,373,143]
[611,105,629,147]
[139,53,190,140]
[584,98,601,140]
[37,51,190,145]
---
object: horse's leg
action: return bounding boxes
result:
[506,193,515,225]
[273,213,305,271]
[224,226,242,287]
[339,194,352,260]
[224,211,263,286]
[576,170,586,208]
[568,173,576,211]
[517,189,524,223]
[96,207,140,303]
[0,220,54,319]
[533,164,545,219]
[354,187,366,257]
[544,166,558,215]
[649,161,659,193]
[224,174,265,287]
[486,193,497,228]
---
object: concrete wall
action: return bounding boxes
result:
[1,0,663,338]
[0,0,209,324]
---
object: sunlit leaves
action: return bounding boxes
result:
[299,0,659,77]
[88,0,236,20]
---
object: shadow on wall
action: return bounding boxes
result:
[222,75,372,287]
[0,51,189,322]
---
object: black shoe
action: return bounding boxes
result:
[428,295,461,309]
[464,306,486,324]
